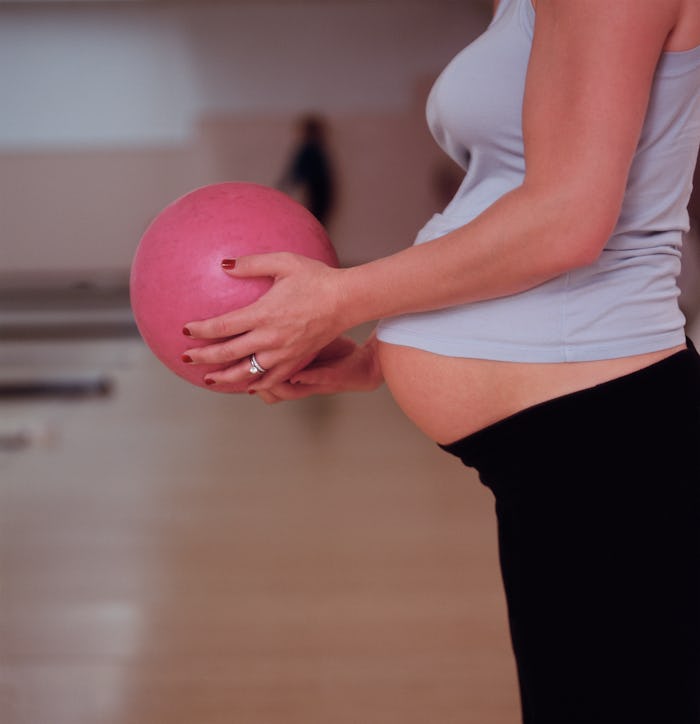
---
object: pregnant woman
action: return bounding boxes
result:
[183,2,700,721]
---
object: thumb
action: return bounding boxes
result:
[221,252,298,280]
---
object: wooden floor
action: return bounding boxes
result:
[1,330,520,724]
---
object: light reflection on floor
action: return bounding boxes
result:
[0,330,519,724]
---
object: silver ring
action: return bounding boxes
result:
[249,353,268,375]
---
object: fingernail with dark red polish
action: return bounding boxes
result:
[221,259,236,270]
[181,354,193,364]
[182,327,192,336]
[205,378,216,386]
[248,390,256,395]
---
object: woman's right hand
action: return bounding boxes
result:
[251,333,383,404]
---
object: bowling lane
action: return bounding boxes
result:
[1,320,519,724]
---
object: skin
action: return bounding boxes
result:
[183,0,700,442]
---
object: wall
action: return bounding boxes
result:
[0,1,491,287]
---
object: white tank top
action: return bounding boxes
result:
[377,0,700,362]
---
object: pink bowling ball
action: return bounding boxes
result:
[129,182,339,392]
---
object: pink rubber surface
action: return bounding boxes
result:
[129,182,338,392]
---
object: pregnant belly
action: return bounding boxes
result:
[377,340,686,445]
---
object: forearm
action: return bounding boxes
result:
[334,183,610,330]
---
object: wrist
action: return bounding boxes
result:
[331,265,376,332]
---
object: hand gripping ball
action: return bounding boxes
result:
[129,182,339,392]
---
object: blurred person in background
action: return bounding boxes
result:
[277,114,336,228]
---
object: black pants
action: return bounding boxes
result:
[440,341,700,724]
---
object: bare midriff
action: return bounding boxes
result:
[377,341,686,445]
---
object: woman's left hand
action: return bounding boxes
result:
[252,333,384,404]
[182,252,347,390]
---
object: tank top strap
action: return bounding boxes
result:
[491,0,515,25]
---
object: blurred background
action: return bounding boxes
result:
[0,0,493,283]
[0,2,521,722]
[1,1,698,723]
